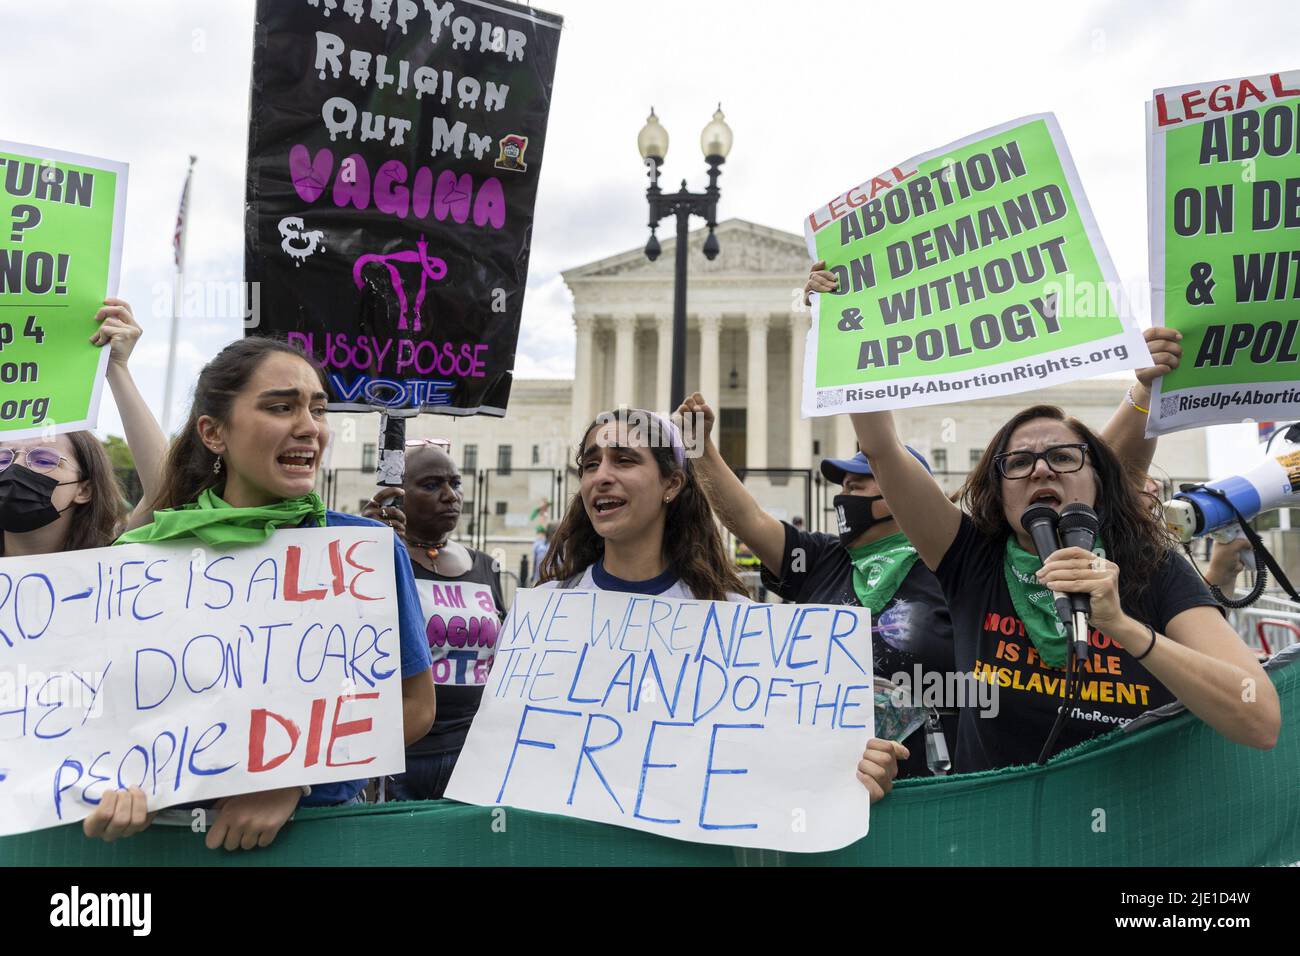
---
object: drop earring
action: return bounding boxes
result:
[213,457,223,476]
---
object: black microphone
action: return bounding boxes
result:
[1058,503,1101,661]
[1019,505,1073,633]
[1058,504,1100,607]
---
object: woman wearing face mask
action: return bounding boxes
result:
[536,407,908,803]
[363,441,506,800]
[678,393,955,779]
[0,299,166,555]
[82,338,436,850]
[846,405,1281,770]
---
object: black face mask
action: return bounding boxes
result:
[834,493,889,546]
[0,464,77,533]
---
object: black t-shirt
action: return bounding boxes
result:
[760,521,956,777]
[936,513,1220,772]
[408,548,506,757]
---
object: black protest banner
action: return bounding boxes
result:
[245,0,562,416]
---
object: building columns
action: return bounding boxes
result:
[656,314,672,413]
[612,313,637,408]
[834,412,857,461]
[571,313,595,438]
[789,312,812,470]
[746,314,769,469]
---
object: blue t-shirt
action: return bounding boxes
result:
[590,558,679,594]
[302,511,432,806]
[534,558,751,602]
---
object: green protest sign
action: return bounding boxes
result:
[0,141,128,438]
[801,114,1147,416]
[1146,70,1300,435]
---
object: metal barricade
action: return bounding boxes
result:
[1225,591,1300,655]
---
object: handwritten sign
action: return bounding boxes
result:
[445,590,876,853]
[0,528,405,837]
[245,0,563,416]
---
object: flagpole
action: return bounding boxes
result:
[162,155,196,436]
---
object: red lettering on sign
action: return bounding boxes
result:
[326,692,381,768]
[284,545,328,601]
[248,709,302,772]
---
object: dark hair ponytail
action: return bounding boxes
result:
[150,338,327,511]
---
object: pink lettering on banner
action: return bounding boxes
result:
[287,333,489,379]
[352,236,448,332]
[287,144,507,229]
[396,340,489,377]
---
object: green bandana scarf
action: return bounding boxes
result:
[847,532,920,615]
[1002,533,1106,669]
[115,488,327,549]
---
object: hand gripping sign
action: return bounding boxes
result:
[0,141,127,438]
[446,589,877,853]
[0,528,405,837]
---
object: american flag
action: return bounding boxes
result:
[173,155,197,269]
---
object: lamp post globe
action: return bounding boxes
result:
[699,105,733,160]
[637,107,669,162]
[639,104,731,408]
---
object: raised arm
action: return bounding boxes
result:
[677,393,785,570]
[1100,327,1182,475]
[849,411,961,571]
[93,299,168,520]
[807,260,961,568]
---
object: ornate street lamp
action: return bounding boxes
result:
[638,104,733,409]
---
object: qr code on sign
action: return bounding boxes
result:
[817,389,845,408]
[1160,397,1179,417]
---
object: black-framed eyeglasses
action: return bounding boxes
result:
[993,443,1089,480]
[0,446,77,475]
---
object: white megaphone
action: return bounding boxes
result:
[1163,445,1300,572]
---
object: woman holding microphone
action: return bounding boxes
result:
[844,403,1280,768]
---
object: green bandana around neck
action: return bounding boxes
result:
[114,488,327,549]
[1002,532,1106,669]
[846,531,919,615]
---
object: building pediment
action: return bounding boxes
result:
[563,218,810,283]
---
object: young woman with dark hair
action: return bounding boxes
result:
[846,404,1280,770]
[538,407,748,600]
[537,407,908,802]
[82,337,435,850]
[0,299,166,556]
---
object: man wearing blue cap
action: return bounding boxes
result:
[677,393,956,778]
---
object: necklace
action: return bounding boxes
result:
[406,536,446,565]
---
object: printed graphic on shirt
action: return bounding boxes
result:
[973,609,1157,725]
[417,579,500,687]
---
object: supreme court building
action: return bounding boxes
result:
[325,218,1209,578]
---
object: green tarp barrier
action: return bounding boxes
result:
[4,651,1296,867]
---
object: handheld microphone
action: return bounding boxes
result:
[1058,503,1100,662]
[1019,505,1073,635]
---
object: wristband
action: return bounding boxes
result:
[1126,385,1150,415]
[1133,623,1158,661]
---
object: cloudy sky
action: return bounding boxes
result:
[3,0,1297,471]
